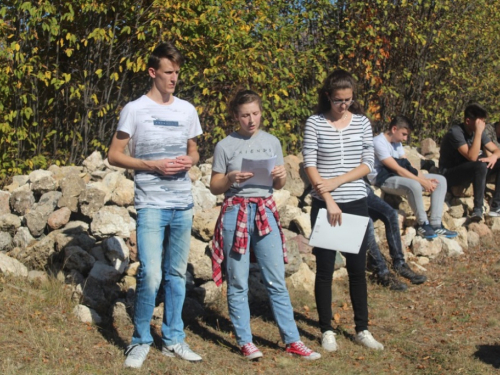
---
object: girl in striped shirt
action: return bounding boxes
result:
[303,70,384,352]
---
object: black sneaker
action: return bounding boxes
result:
[394,263,427,285]
[470,208,483,222]
[375,272,408,291]
[432,223,458,238]
[416,222,437,240]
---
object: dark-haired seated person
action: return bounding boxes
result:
[365,183,426,290]
[439,104,500,221]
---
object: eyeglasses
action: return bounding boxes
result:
[330,98,354,106]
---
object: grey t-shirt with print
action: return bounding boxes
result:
[212,130,284,198]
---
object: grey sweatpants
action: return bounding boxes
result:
[380,173,447,226]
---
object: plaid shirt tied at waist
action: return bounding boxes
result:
[211,195,288,286]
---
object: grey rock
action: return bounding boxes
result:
[82,151,104,173]
[79,186,106,218]
[188,237,212,281]
[283,236,302,277]
[0,252,28,277]
[13,227,35,249]
[112,301,131,326]
[192,207,220,242]
[90,206,136,239]
[9,188,35,216]
[60,174,86,198]
[110,177,134,207]
[73,304,102,324]
[0,214,21,235]
[0,191,11,215]
[0,231,13,252]
[16,235,56,270]
[283,154,308,197]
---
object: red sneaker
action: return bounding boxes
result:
[240,342,263,360]
[286,341,321,360]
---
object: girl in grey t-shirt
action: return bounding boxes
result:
[210,89,320,361]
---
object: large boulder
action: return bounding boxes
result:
[0,252,28,277]
[82,151,104,173]
[9,187,35,216]
[286,262,315,297]
[420,138,440,159]
[412,236,443,259]
[16,234,57,270]
[25,191,62,237]
[47,207,72,230]
[0,232,13,252]
[283,154,308,197]
[110,176,134,206]
[188,237,212,281]
[0,213,22,236]
[192,180,217,214]
[79,186,106,218]
[283,236,302,277]
[192,207,220,242]
[0,191,11,215]
[90,206,136,239]
[29,170,58,194]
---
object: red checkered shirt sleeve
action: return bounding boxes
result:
[211,196,288,287]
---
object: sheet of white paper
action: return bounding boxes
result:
[239,155,277,187]
[309,208,369,254]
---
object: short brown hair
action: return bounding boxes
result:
[148,41,184,70]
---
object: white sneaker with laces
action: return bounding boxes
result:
[162,342,202,362]
[355,330,384,350]
[321,330,338,352]
[124,344,150,368]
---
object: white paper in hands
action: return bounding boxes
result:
[239,155,277,187]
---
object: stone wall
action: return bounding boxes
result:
[0,142,499,324]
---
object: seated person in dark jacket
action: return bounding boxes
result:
[439,104,500,220]
[365,183,426,290]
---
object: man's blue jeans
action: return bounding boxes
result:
[366,185,405,275]
[222,203,300,346]
[131,207,192,347]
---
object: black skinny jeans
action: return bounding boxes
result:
[442,160,500,211]
[311,197,369,334]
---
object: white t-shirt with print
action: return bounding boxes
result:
[117,95,202,209]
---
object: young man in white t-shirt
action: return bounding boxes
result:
[108,42,203,368]
[368,115,456,240]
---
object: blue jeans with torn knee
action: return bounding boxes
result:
[131,207,192,347]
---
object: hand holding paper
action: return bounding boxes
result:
[240,156,277,187]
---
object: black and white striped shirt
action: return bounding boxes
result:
[302,113,374,203]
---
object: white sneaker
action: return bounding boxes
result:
[355,330,384,350]
[162,342,202,362]
[321,330,338,352]
[124,344,150,368]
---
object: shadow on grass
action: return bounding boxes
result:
[187,307,285,353]
[474,344,500,369]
